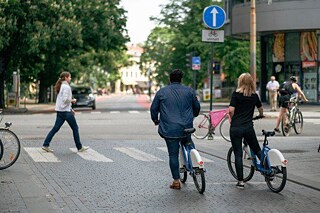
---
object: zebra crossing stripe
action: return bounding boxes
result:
[24,147,61,162]
[128,110,139,114]
[156,147,214,163]
[114,147,164,162]
[304,119,320,125]
[110,111,120,114]
[70,148,113,162]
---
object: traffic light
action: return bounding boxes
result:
[185,52,193,68]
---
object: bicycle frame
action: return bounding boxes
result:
[244,135,287,174]
[179,141,204,173]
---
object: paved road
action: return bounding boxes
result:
[1,94,319,212]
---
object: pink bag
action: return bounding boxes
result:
[209,109,228,127]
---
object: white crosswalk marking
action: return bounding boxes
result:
[24,147,61,162]
[114,147,164,162]
[110,111,120,114]
[304,119,320,125]
[70,148,113,162]
[157,147,214,162]
[128,110,139,114]
[90,111,101,114]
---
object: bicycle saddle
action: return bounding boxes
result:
[184,128,196,134]
[262,130,275,137]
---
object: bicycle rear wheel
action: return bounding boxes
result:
[227,146,255,182]
[293,110,303,134]
[219,116,231,142]
[193,168,205,194]
[281,113,291,136]
[265,166,287,193]
[193,114,210,139]
[180,167,187,183]
[0,139,3,161]
[0,129,21,170]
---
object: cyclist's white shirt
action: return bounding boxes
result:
[55,81,72,112]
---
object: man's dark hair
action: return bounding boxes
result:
[170,69,183,83]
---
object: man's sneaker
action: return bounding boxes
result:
[274,128,281,133]
[42,146,54,152]
[236,181,245,189]
[78,146,89,152]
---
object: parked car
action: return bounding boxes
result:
[71,86,96,110]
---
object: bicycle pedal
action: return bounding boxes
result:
[179,168,186,173]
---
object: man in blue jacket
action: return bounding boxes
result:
[150,69,201,190]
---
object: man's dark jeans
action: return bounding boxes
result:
[43,111,82,150]
[164,136,194,180]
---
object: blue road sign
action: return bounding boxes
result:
[192,57,200,65]
[192,57,201,70]
[203,5,226,30]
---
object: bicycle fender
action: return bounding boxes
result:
[268,149,287,167]
[190,149,204,168]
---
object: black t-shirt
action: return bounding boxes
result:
[229,91,262,127]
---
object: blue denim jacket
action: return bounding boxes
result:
[150,82,200,138]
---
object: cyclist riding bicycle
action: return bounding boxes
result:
[274,76,308,133]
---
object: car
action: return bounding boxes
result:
[71,86,96,110]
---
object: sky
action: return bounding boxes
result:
[120,0,170,44]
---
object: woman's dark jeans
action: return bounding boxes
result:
[230,125,261,181]
[43,111,82,150]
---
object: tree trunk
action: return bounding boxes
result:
[38,74,49,103]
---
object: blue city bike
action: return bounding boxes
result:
[179,128,206,194]
[227,122,288,193]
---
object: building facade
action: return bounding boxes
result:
[225,0,320,103]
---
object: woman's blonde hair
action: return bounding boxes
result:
[236,73,256,96]
[54,71,70,93]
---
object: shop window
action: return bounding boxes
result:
[300,32,318,64]
[273,33,285,62]
[285,33,300,61]
[303,66,318,101]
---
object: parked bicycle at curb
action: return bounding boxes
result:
[0,109,21,170]
[193,108,231,142]
[227,118,288,193]
[281,96,303,136]
[179,128,206,194]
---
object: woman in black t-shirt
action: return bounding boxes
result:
[228,73,264,189]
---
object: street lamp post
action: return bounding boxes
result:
[250,0,256,84]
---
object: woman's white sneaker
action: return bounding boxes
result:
[236,181,245,189]
[78,146,89,152]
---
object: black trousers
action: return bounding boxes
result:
[230,125,262,181]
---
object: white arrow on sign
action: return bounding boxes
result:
[211,7,218,27]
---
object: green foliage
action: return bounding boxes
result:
[141,0,260,90]
[0,0,129,105]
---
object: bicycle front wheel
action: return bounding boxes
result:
[193,114,210,139]
[227,146,255,182]
[265,166,287,193]
[293,110,303,134]
[219,116,231,142]
[193,168,205,194]
[281,113,291,136]
[0,129,21,170]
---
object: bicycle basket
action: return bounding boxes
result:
[209,109,228,127]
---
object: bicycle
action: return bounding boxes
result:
[281,96,303,136]
[193,108,231,142]
[0,109,21,170]
[227,120,288,193]
[179,128,206,194]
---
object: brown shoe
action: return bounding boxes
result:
[169,181,181,190]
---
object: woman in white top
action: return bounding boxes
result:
[42,71,89,152]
